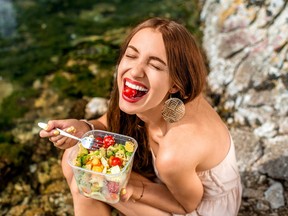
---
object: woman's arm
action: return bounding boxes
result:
[130,170,203,214]
[109,172,183,215]
[39,114,108,149]
[118,172,188,215]
[161,167,204,213]
[134,179,188,214]
[154,135,205,214]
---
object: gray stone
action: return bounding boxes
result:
[255,136,288,180]
[84,97,108,119]
[256,200,270,211]
[230,128,262,172]
[279,117,288,133]
[264,181,285,209]
[242,188,263,199]
[201,0,288,213]
[254,122,277,138]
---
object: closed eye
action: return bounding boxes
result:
[151,64,161,70]
[125,46,138,59]
[125,54,137,59]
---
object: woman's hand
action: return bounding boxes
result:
[120,172,150,202]
[39,119,91,149]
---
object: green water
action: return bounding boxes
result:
[0,0,202,129]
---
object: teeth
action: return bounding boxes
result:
[126,81,148,92]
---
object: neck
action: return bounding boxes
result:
[137,106,167,131]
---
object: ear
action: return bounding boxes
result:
[169,85,180,94]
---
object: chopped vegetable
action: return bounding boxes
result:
[71,132,137,203]
[124,141,135,153]
[74,135,134,174]
[103,135,115,148]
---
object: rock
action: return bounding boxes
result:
[254,122,277,138]
[279,117,288,134]
[85,97,108,119]
[256,200,270,211]
[231,128,262,173]
[242,188,263,199]
[201,0,288,214]
[44,180,68,194]
[255,135,288,180]
[7,205,28,216]
[264,181,285,209]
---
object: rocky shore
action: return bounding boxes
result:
[201,0,288,215]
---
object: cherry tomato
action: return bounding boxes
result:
[103,135,115,148]
[123,87,137,98]
[108,156,122,166]
[95,136,103,143]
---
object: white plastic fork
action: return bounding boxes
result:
[38,122,96,149]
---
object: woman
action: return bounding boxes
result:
[39,17,242,216]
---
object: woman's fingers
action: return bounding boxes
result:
[120,184,137,202]
[51,137,69,149]
[50,136,77,149]
[39,129,57,138]
[49,134,66,143]
[38,118,91,149]
[120,187,130,202]
[46,126,77,149]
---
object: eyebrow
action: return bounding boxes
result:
[127,45,167,66]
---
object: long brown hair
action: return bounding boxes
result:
[107,17,207,179]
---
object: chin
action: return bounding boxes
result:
[119,108,136,115]
[119,103,136,115]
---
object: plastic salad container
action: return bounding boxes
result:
[68,130,138,203]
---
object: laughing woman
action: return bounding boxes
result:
[39,17,242,216]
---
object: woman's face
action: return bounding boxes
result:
[117,28,173,115]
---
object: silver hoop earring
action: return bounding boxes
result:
[161,97,185,123]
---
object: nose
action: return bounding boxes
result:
[130,62,145,78]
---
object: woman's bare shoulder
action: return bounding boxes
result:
[158,119,230,174]
[156,126,205,172]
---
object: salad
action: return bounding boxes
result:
[74,135,135,174]
[69,131,137,203]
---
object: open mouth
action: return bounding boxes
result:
[123,79,148,100]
